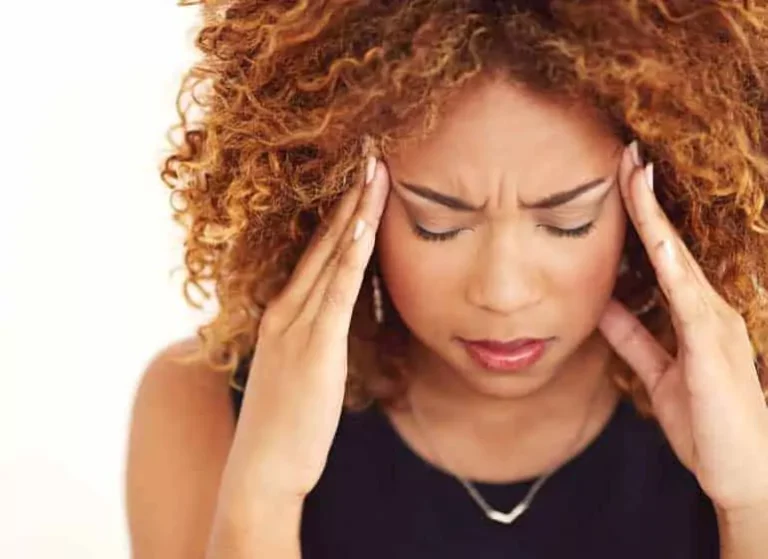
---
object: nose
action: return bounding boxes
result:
[464,234,544,316]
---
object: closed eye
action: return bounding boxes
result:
[412,223,463,242]
[412,222,596,242]
[543,222,596,238]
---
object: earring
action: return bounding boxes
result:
[630,288,659,316]
[618,254,630,276]
[618,253,659,316]
[372,273,384,324]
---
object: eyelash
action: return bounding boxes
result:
[413,222,596,242]
[546,222,596,238]
[413,225,462,242]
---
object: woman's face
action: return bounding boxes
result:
[377,77,627,398]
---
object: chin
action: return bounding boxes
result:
[440,340,567,401]
[454,364,563,401]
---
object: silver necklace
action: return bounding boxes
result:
[406,384,606,525]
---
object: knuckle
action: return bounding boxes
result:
[633,210,653,234]
[258,306,284,336]
[684,297,711,328]
[650,201,669,223]
[652,239,669,265]
[691,291,711,317]
[328,245,344,271]
[314,223,335,250]
[723,307,748,334]
[667,283,709,324]
[321,288,345,314]
[616,317,646,349]
[338,245,362,274]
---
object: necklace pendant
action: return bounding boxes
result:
[486,503,528,525]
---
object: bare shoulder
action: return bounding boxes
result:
[126,337,237,558]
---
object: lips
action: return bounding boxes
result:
[463,338,544,351]
[459,337,551,372]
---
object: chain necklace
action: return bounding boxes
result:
[406,383,607,525]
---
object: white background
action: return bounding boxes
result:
[1,1,211,557]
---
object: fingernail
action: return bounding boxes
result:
[365,156,378,186]
[352,218,366,241]
[629,140,642,167]
[644,162,654,192]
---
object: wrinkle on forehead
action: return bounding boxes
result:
[387,77,623,214]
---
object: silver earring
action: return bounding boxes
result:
[630,288,660,316]
[619,254,630,276]
[372,273,384,324]
[619,254,659,316]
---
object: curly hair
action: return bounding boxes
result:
[162,0,768,415]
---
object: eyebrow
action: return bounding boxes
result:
[396,176,613,212]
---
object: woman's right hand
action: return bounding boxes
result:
[219,156,390,503]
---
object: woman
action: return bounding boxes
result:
[126,1,768,557]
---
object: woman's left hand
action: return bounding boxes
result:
[598,141,768,515]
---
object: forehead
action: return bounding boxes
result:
[387,77,621,184]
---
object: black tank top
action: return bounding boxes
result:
[229,362,720,558]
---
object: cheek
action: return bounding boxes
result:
[552,200,626,310]
[557,249,616,301]
[376,199,458,321]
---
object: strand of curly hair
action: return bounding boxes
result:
[161,0,768,414]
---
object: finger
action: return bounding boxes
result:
[620,144,691,274]
[299,238,344,330]
[311,159,390,339]
[598,298,674,395]
[625,147,714,290]
[617,141,637,218]
[305,159,388,328]
[620,146,718,333]
[299,157,387,324]
[270,156,376,317]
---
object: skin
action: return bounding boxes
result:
[127,73,768,558]
[377,75,631,482]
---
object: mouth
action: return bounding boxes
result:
[458,337,553,373]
